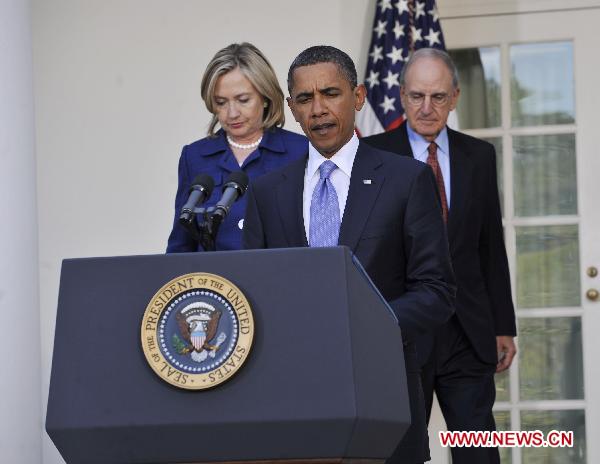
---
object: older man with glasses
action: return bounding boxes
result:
[364,48,517,464]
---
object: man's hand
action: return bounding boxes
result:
[496,336,517,373]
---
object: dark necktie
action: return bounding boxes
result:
[427,142,448,223]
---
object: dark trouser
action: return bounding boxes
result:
[386,342,429,464]
[421,316,499,464]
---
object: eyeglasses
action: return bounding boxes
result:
[405,92,451,107]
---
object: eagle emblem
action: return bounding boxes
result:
[174,302,227,363]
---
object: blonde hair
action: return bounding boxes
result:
[201,43,285,136]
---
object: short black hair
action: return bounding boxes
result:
[287,45,358,93]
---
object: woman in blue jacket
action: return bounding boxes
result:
[167,42,307,252]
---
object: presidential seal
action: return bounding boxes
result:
[141,273,254,390]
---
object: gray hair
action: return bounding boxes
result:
[287,45,357,93]
[400,48,459,88]
[201,42,285,136]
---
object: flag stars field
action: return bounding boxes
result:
[356,0,447,136]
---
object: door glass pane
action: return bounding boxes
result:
[516,225,580,308]
[510,42,575,127]
[449,47,501,129]
[513,134,577,217]
[521,409,585,464]
[482,136,503,215]
[495,369,510,402]
[519,317,584,400]
[494,410,512,464]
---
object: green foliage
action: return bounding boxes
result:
[172,334,189,354]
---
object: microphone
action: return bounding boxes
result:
[212,171,249,220]
[179,174,215,225]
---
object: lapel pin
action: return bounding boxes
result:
[363,179,372,185]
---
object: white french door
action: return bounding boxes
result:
[428,5,600,463]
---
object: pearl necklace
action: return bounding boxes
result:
[227,135,263,150]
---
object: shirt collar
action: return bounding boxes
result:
[406,123,449,157]
[199,129,229,156]
[307,133,359,179]
[259,127,286,153]
[199,127,287,156]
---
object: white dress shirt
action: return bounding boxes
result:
[407,124,451,208]
[303,134,359,243]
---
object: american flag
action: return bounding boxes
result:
[356,0,446,137]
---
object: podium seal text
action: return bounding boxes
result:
[141,272,254,390]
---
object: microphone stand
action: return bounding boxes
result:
[179,174,247,252]
[179,206,222,252]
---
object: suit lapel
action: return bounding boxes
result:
[447,129,472,245]
[338,143,385,252]
[277,156,308,247]
[396,123,414,156]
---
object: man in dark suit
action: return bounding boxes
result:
[243,45,456,464]
[364,48,517,464]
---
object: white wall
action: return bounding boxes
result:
[0,0,42,462]
[438,0,600,17]
[31,1,374,462]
